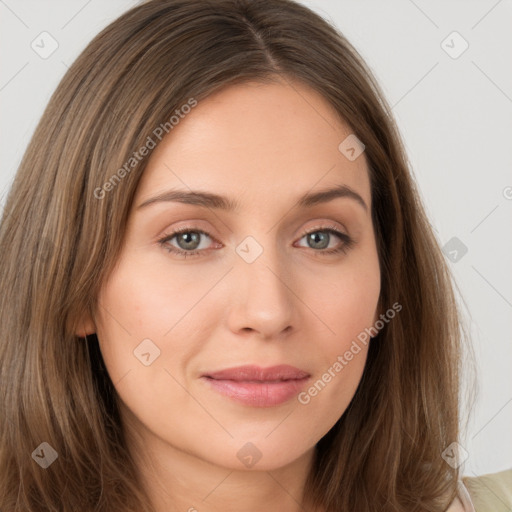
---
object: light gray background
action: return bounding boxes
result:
[1,0,511,478]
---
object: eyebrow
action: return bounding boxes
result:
[137,183,368,212]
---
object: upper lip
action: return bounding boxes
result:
[203,365,310,382]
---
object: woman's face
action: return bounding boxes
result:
[91,79,381,472]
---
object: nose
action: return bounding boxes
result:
[225,242,297,340]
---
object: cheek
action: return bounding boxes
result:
[94,254,224,384]
[291,285,379,448]
[296,344,369,444]
[98,249,189,335]
[313,248,381,350]
[294,248,380,427]
[93,261,208,440]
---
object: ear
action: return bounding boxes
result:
[369,307,384,340]
[75,311,96,338]
[372,308,382,328]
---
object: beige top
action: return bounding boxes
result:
[446,469,512,511]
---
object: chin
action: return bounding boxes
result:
[198,435,314,472]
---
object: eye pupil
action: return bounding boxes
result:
[308,231,329,249]
[178,232,200,250]
[164,228,344,257]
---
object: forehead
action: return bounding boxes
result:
[135,79,371,212]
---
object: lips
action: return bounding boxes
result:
[204,364,310,382]
[201,365,311,407]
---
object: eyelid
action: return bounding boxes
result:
[297,222,347,239]
[157,221,354,259]
[159,226,221,249]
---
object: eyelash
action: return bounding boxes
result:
[157,225,354,259]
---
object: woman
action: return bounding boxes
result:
[0,0,509,511]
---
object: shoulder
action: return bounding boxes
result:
[461,468,512,512]
[445,495,467,512]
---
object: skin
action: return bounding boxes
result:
[80,78,383,512]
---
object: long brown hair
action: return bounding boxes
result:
[0,0,472,510]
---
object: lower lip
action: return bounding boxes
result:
[202,377,310,407]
